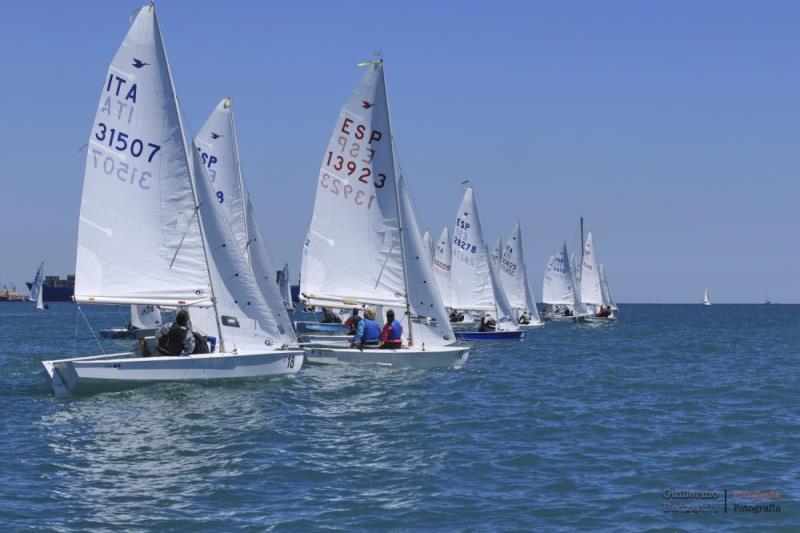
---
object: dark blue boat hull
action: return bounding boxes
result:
[454,330,526,341]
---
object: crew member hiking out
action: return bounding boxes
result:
[344,308,362,335]
[380,309,403,349]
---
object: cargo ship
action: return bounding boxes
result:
[26,274,75,302]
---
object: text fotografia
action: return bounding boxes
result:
[661,488,782,514]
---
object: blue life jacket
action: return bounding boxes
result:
[362,318,381,344]
[387,319,403,340]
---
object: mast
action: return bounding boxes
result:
[380,56,414,347]
[154,5,225,351]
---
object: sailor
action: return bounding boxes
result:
[479,313,497,332]
[518,312,531,325]
[353,307,381,351]
[156,309,195,356]
[344,308,362,335]
[380,309,403,349]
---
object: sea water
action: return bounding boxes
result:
[1,302,798,530]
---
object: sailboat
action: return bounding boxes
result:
[542,242,581,321]
[703,289,712,306]
[580,232,615,321]
[449,186,524,340]
[498,222,544,328]
[29,262,45,311]
[100,304,164,339]
[41,5,303,396]
[299,58,468,367]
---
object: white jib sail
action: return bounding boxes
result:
[491,236,503,272]
[194,97,296,341]
[130,304,163,329]
[580,232,604,307]
[192,148,296,352]
[31,262,45,310]
[599,264,617,309]
[300,60,404,308]
[75,5,211,306]
[432,226,453,309]
[500,222,542,323]
[398,176,455,346]
[542,242,578,306]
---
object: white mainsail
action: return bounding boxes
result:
[75,5,211,306]
[499,222,542,323]
[194,97,296,339]
[450,186,518,330]
[542,242,578,307]
[130,304,162,329]
[432,226,453,309]
[580,232,604,308]
[301,60,404,308]
[703,289,711,305]
[30,262,45,311]
[422,230,434,263]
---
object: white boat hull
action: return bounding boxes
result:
[304,345,469,369]
[42,350,304,397]
[518,321,545,329]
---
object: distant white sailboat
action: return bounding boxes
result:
[100,304,164,339]
[449,186,524,340]
[703,289,712,306]
[299,58,468,367]
[542,242,582,321]
[29,261,45,311]
[580,232,615,321]
[42,4,303,396]
[498,222,543,327]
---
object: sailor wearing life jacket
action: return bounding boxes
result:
[156,309,195,356]
[353,307,381,351]
[380,309,403,349]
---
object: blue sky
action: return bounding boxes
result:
[0,1,797,303]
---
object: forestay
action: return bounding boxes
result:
[580,232,604,307]
[301,61,404,308]
[432,227,453,308]
[75,5,211,306]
